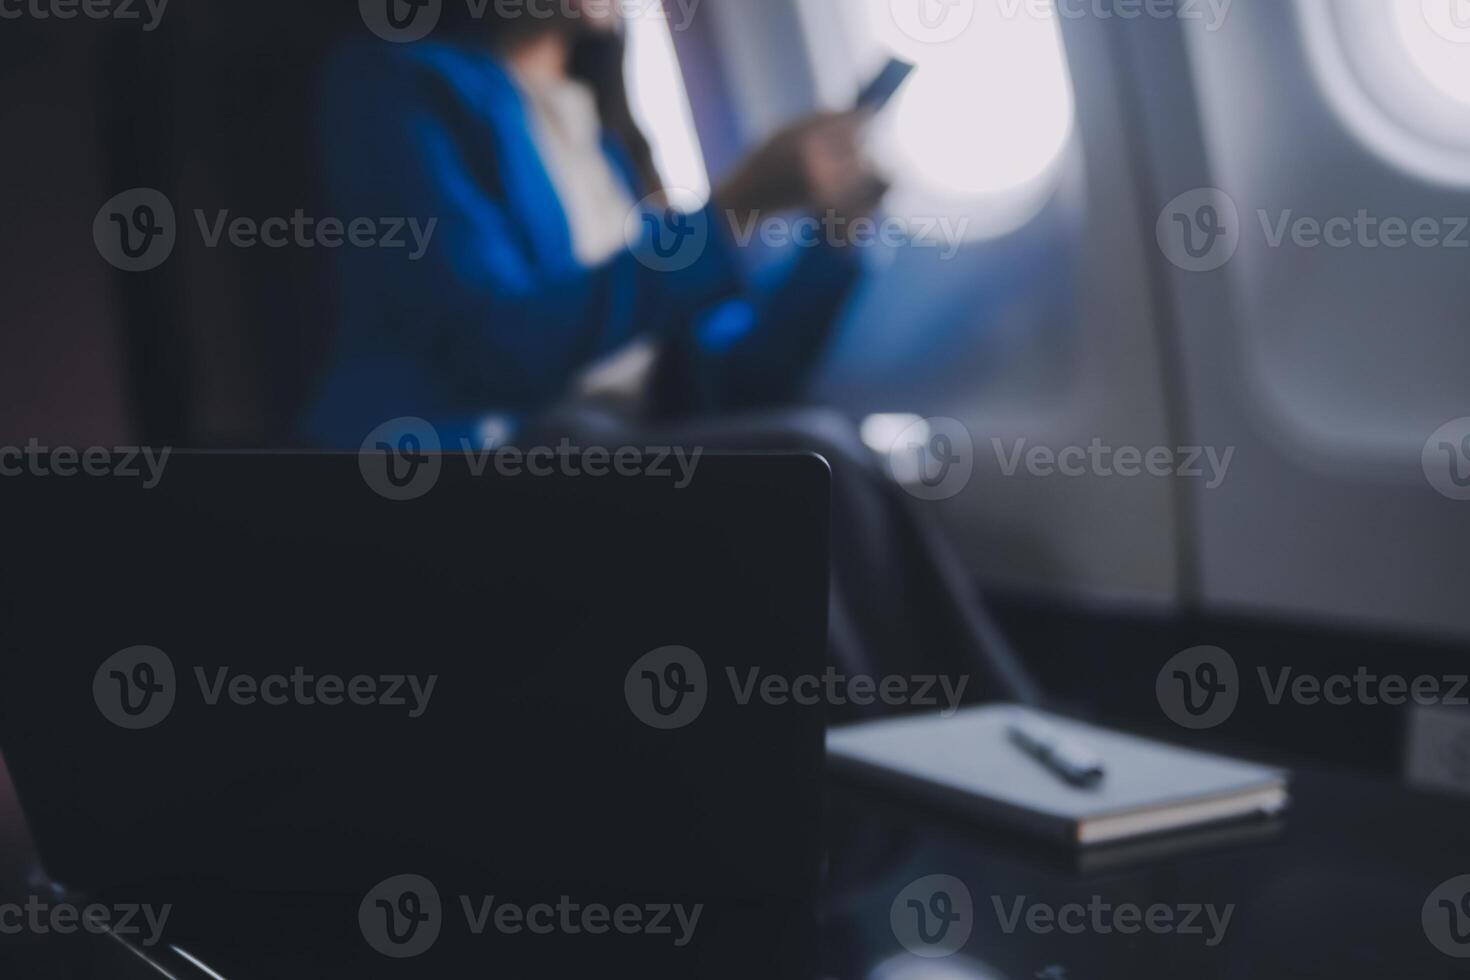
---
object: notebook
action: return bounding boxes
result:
[827,704,1289,846]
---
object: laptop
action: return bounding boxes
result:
[0,451,829,977]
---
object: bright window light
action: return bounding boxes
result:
[802,0,1077,240]
[625,12,711,202]
[1298,0,1470,188]
[862,0,1076,199]
[1393,0,1470,107]
[860,412,926,454]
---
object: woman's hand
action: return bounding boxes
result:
[714,111,888,231]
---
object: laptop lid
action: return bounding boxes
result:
[0,451,828,976]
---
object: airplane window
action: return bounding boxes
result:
[1298,0,1470,187]
[1394,0,1470,106]
[626,10,711,202]
[814,0,1076,238]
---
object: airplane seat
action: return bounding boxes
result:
[95,4,353,447]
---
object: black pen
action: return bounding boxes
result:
[1007,717,1106,788]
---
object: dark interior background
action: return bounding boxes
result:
[2,1,1466,831]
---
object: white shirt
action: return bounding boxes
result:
[512,68,658,402]
[513,69,635,266]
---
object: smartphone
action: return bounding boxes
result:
[856,58,915,111]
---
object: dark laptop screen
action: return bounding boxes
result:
[0,452,829,977]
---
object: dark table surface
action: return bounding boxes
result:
[4,764,1468,978]
[819,765,1470,979]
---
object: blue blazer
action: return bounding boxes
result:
[301,40,862,449]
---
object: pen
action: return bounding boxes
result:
[1007,717,1106,788]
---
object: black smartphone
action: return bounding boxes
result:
[856,58,916,111]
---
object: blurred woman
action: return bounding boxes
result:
[303,2,1033,703]
[302,1,884,446]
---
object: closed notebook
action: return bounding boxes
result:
[826,704,1289,846]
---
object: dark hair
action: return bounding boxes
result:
[436,8,663,195]
[569,30,663,196]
